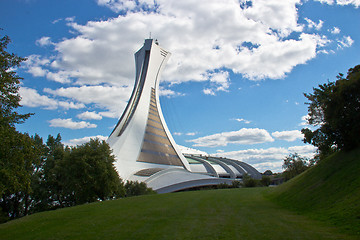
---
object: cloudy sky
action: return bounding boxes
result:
[1,0,359,172]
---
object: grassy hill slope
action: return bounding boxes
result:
[1,149,359,239]
[0,188,355,240]
[269,148,360,236]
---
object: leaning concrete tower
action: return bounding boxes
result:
[108,39,260,193]
[107,39,191,181]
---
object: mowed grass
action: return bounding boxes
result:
[0,188,356,240]
[2,148,359,239]
[269,148,360,236]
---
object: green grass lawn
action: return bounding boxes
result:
[269,148,360,236]
[0,188,356,240]
[2,148,359,239]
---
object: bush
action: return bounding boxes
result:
[244,178,257,187]
[282,153,311,181]
[242,174,259,187]
[216,181,242,189]
[124,181,156,197]
[260,176,271,187]
[216,183,231,189]
[231,180,242,188]
[0,207,9,223]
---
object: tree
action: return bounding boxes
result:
[124,181,155,197]
[282,153,311,181]
[39,134,67,209]
[22,136,127,215]
[263,170,273,176]
[260,176,271,186]
[26,134,49,214]
[0,34,32,127]
[0,33,36,221]
[59,138,123,205]
[242,174,258,187]
[0,130,41,219]
[302,65,360,157]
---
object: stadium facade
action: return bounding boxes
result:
[107,39,261,193]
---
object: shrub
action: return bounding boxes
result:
[124,181,156,197]
[216,183,231,189]
[244,178,257,187]
[260,176,271,187]
[231,180,242,188]
[242,174,259,187]
[0,208,9,223]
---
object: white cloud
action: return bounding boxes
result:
[330,27,341,34]
[203,71,230,95]
[177,145,208,155]
[213,145,317,172]
[52,18,62,24]
[44,85,132,118]
[337,36,354,49]
[304,18,324,31]
[96,0,157,12]
[272,130,303,142]
[314,0,360,7]
[159,86,185,98]
[20,0,355,144]
[288,145,317,158]
[24,55,73,84]
[64,135,108,146]
[25,0,330,92]
[337,0,360,7]
[45,71,72,84]
[24,55,50,77]
[36,36,53,47]
[300,115,310,126]
[19,87,85,110]
[203,89,215,96]
[49,118,97,129]
[65,16,76,22]
[173,132,197,136]
[186,132,197,136]
[77,111,103,120]
[233,118,251,124]
[315,0,334,4]
[187,128,274,147]
[240,0,303,37]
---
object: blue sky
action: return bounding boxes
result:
[1,0,359,172]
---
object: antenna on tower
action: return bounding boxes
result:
[149,32,152,39]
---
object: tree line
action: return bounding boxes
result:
[0,34,154,223]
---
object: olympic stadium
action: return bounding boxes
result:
[107,39,262,193]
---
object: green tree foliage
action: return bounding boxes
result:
[124,180,155,197]
[0,130,41,219]
[282,153,312,181]
[263,170,273,176]
[260,176,271,186]
[30,134,66,212]
[1,132,155,222]
[302,65,360,157]
[242,174,258,187]
[0,33,37,221]
[0,34,155,221]
[31,137,125,209]
[0,34,32,127]
[61,138,123,205]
